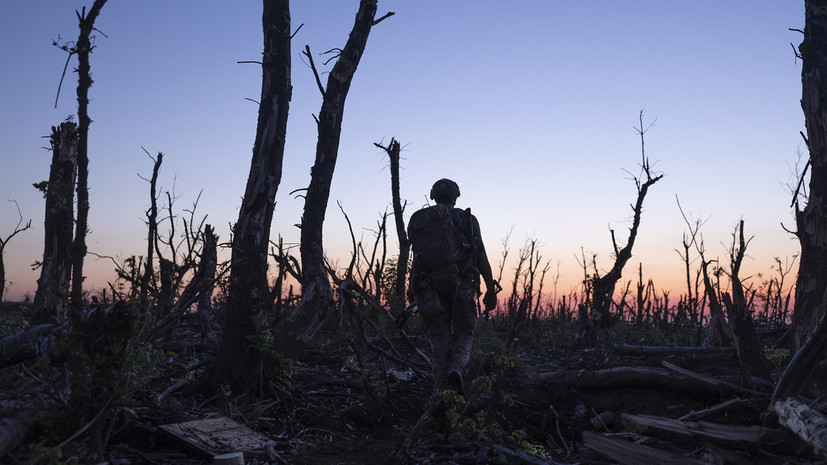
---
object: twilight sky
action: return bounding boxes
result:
[0,1,805,301]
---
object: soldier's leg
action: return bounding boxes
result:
[448,283,478,392]
[412,276,452,391]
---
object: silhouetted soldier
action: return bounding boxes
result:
[407,178,498,393]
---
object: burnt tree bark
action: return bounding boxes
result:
[284,0,388,347]
[376,138,409,312]
[70,0,107,310]
[792,0,827,353]
[773,0,827,402]
[31,122,78,321]
[213,0,291,391]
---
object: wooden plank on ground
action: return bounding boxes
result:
[582,431,707,465]
[159,416,278,457]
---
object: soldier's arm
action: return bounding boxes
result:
[471,215,495,290]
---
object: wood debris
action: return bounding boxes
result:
[159,416,279,458]
[773,397,827,457]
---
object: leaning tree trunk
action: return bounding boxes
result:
[213,0,291,392]
[31,122,78,323]
[70,0,107,310]
[583,113,662,339]
[284,0,380,348]
[589,163,662,331]
[792,0,827,354]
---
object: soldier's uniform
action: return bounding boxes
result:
[408,179,497,393]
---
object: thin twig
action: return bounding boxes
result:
[303,45,325,98]
[371,11,395,26]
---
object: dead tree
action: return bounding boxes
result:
[791,0,827,353]
[69,0,108,309]
[213,0,292,391]
[31,122,78,321]
[773,0,827,402]
[586,113,663,334]
[197,224,218,314]
[140,150,163,301]
[375,138,409,312]
[676,201,732,347]
[721,220,773,384]
[701,258,733,347]
[0,201,32,301]
[285,1,392,347]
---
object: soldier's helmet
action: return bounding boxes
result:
[430,178,460,204]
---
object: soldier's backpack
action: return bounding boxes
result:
[408,204,469,272]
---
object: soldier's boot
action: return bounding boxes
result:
[430,336,451,393]
[448,335,474,395]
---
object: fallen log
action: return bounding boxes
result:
[534,366,745,397]
[678,397,754,422]
[582,431,708,465]
[621,413,795,454]
[773,397,827,457]
[0,323,64,369]
[662,361,769,398]
[612,343,734,356]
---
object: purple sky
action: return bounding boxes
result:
[0,1,804,301]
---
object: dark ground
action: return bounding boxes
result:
[1,304,823,464]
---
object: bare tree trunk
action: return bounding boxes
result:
[701,259,733,347]
[213,0,291,391]
[590,165,661,330]
[0,252,4,302]
[170,225,218,315]
[0,200,32,302]
[792,0,827,353]
[775,308,827,399]
[158,258,174,314]
[773,0,827,403]
[141,152,163,301]
[197,224,218,314]
[70,0,107,310]
[376,138,409,312]
[586,114,662,336]
[722,221,773,384]
[285,0,382,347]
[31,122,78,322]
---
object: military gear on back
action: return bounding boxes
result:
[408,178,496,394]
[408,203,468,272]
